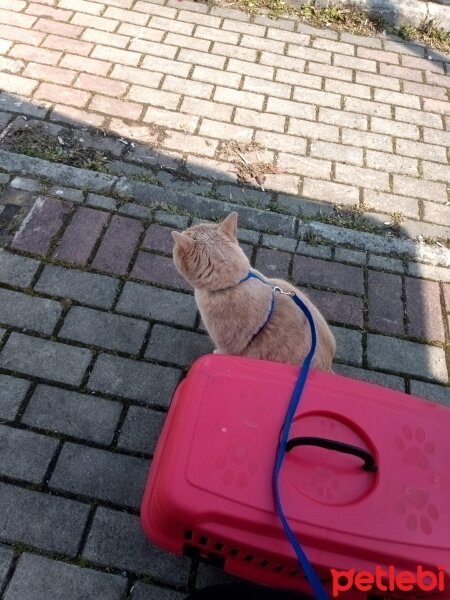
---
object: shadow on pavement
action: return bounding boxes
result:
[0,87,449,600]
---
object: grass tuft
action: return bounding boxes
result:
[233,0,295,17]
[308,204,393,235]
[224,1,450,51]
[4,124,116,174]
[396,18,450,49]
[128,172,160,186]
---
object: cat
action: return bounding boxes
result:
[172,212,336,371]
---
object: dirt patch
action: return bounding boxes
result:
[221,140,284,186]
[0,118,207,189]
[1,119,118,174]
[313,203,402,237]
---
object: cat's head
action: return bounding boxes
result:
[172,212,250,290]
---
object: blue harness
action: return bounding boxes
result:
[238,271,275,344]
[239,271,329,600]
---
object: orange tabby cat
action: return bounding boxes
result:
[172,212,335,370]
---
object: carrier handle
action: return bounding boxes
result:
[286,436,377,472]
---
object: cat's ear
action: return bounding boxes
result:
[172,231,193,252]
[218,212,238,240]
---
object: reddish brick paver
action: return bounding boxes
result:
[0,72,38,96]
[0,8,36,28]
[42,34,93,55]
[91,214,143,275]
[9,43,62,65]
[53,207,108,266]
[74,73,127,97]
[0,20,39,42]
[11,197,71,255]
[59,54,111,76]
[405,278,446,342]
[25,3,73,22]
[23,62,77,86]
[34,17,83,38]
[35,82,90,106]
[49,104,106,127]
[368,271,404,335]
[88,94,143,119]
[92,44,141,66]
[303,287,364,327]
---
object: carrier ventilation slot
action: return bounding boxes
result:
[183,545,225,567]
[182,529,301,579]
[273,565,285,573]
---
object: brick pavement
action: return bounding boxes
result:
[0,0,450,597]
[0,0,450,244]
[0,168,449,598]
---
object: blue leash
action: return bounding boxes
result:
[239,271,329,600]
[272,291,329,600]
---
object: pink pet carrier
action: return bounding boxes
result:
[141,354,450,599]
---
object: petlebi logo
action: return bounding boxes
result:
[331,565,446,597]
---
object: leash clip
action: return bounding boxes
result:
[272,285,295,297]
